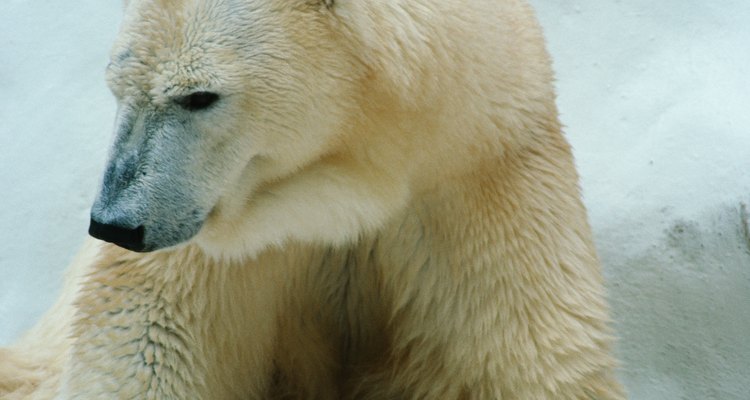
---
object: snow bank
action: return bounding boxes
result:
[1,0,748,398]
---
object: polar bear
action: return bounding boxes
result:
[1,0,624,398]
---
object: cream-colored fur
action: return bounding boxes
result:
[1,0,625,398]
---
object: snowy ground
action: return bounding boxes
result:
[1,1,749,398]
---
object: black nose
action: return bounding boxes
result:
[89,218,146,252]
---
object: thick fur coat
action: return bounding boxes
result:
[1,0,624,398]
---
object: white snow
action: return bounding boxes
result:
[1,1,749,398]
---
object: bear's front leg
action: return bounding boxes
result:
[59,244,280,400]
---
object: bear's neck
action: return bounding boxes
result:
[371,129,607,321]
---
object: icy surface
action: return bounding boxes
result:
[1,1,749,398]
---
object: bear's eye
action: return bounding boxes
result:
[176,92,220,111]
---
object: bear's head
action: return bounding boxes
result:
[89,0,552,254]
[90,0,366,252]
